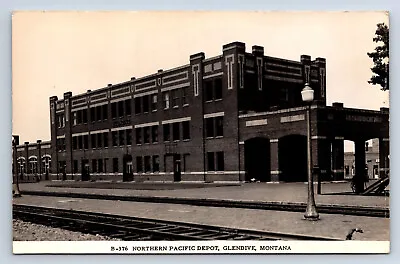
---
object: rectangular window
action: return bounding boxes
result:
[135,128,142,145]
[92,159,97,173]
[215,116,224,137]
[204,80,213,101]
[152,155,160,172]
[96,106,102,121]
[136,156,143,173]
[103,132,109,148]
[91,134,97,149]
[134,97,141,114]
[82,109,88,123]
[172,122,180,141]
[126,129,132,145]
[172,89,179,107]
[152,125,158,143]
[183,154,189,172]
[83,135,89,149]
[102,105,108,120]
[207,152,215,171]
[78,136,83,149]
[73,160,78,173]
[216,151,224,171]
[111,102,117,118]
[182,87,189,106]
[144,127,150,144]
[163,124,170,142]
[144,156,151,172]
[104,158,108,173]
[125,99,131,116]
[119,130,125,146]
[280,87,289,102]
[112,158,118,173]
[112,131,118,147]
[151,94,157,111]
[72,112,77,126]
[215,78,223,100]
[77,110,83,124]
[163,92,170,109]
[97,133,103,148]
[143,95,150,113]
[205,118,214,138]
[72,137,78,150]
[182,121,190,140]
[90,107,96,122]
[98,159,103,173]
[118,101,124,118]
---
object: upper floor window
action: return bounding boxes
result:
[172,90,179,108]
[205,116,224,138]
[182,87,189,106]
[143,95,150,113]
[204,78,223,102]
[135,97,142,115]
[125,99,132,116]
[111,102,117,119]
[151,95,158,111]
[163,92,170,109]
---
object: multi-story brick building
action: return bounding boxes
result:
[14,42,390,183]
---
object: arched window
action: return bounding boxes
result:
[42,155,51,174]
[28,156,38,174]
[17,157,26,174]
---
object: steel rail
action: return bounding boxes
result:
[13,204,341,241]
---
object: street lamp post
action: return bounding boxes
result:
[301,83,319,220]
[12,135,21,197]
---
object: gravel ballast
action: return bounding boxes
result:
[13,219,120,241]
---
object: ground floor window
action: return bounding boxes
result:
[136,156,143,173]
[207,151,224,171]
[144,156,151,172]
[73,160,79,173]
[152,155,160,172]
[113,158,118,173]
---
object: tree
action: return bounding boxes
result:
[367,23,389,91]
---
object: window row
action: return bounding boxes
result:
[135,125,158,145]
[207,151,225,171]
[162,121,191,142]
[89,104,109,123]
[72,109,88,125]
[136,155,160,173]
[162,87,189,110]
[205,116,223,138]
[16,160,52,174]
[134,94,157,115]
[56,114,65,128]
[111,129,133,147]
[111,99,131,119]
[204,78,223,102]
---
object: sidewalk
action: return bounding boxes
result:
[17,181,390,208]
[12,195,390,241]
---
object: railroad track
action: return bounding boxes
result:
[21,191,390,218]
[13,204,340,241]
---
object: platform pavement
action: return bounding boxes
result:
[16,180,389,208]
[13,195,390,241]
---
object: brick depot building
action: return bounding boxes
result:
[15,42,390,183]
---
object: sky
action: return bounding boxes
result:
[12,11,389,151]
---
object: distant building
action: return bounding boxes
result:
[344,139,383,180]
[13,42,390,183]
